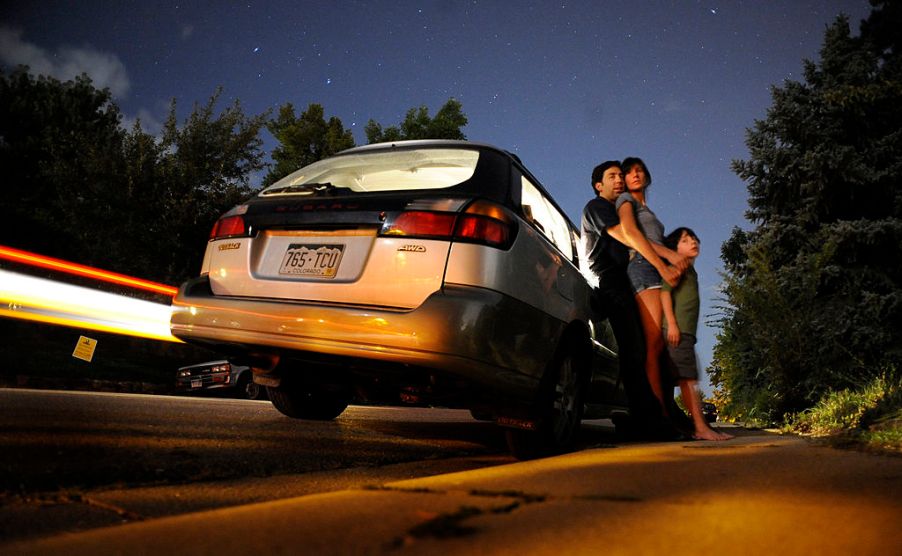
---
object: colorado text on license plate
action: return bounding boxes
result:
[279,244,344,277]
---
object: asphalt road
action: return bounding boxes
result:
[4,387,900,555]
[0,388,515,493]
[1,388,538,542]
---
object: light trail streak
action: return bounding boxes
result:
[0,245,178,296]
[0,269,181,343]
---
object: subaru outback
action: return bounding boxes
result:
[170,140,627,457]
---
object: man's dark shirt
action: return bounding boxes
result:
[582,193,667,426]
[581,196,629,279]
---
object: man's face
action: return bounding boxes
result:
[595,166,624,201]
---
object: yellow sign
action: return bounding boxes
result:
[72,336,98,362]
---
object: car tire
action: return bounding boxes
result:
[266,382,350,420]
[506,340,586,459]
[235,373,266,400]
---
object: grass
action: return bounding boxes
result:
[784,370,902,454]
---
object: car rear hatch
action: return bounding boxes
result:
[200,146,515,310]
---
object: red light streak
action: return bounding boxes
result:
[0,245,178,297]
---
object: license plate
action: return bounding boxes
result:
[279,244,344,278]
[191,379,203,388]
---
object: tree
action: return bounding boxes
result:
[262,103,354,186]
[151,90,268,282]
[97,91,267,283]
[365,98,468,144]
[0,69,268,284]
[712,1,902,423]
[0,68,125,261]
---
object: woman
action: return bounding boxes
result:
[616,157,689,407]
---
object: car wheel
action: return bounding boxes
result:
[244,380,266,400]
[506,342,585,459]
[235,373,266,400]
[266,382,350,420]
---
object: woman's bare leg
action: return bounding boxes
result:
[635,288,665,406]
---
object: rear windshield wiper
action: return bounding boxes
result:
[262,182,352,196]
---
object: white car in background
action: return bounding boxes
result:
[171,140,627,458]
[176,360,267,400]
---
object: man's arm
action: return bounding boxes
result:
[608,204,680,287]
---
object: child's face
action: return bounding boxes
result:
[676,231,700,259]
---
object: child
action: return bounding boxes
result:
[661,227,733,441]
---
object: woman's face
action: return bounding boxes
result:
[624,164,648,192]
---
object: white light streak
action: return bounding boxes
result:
[0,270,180,343]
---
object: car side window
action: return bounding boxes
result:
[520,176,574,262]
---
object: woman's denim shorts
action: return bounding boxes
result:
[627,257,662,293]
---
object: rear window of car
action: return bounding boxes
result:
[260,148,480,196]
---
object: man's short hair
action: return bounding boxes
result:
[591,160,621,194]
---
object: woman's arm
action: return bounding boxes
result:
[609,203,680,287]
[647,242,688,271]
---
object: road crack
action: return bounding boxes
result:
[368,485,646,549]
[17,492,145,522]
[371,486,546,549]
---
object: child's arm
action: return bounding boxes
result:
[661,289,681,347]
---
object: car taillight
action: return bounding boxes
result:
[210,215,246,240]
[454,200,513,247]
[380,199,515,249]
[383,211,456,237]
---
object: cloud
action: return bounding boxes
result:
[120,107,165,136]
[0,26,130,97]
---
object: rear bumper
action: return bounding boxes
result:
[170,276,564,399]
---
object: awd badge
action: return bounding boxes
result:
[398,244,426,253]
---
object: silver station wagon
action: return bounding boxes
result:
[170,140,627,458]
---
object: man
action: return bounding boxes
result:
[581,161,683,439]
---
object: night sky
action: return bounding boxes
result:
[1,0,873,393]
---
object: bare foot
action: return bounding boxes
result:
[693,427,734,441]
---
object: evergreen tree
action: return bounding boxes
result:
[712,1,902,423]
